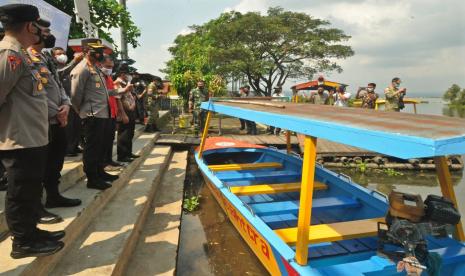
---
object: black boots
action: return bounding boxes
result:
[11,230,65,259]
[87,178,112,190]
[38,207,63,224]
[45,195,82,208]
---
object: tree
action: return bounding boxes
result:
[443,84,462,104]
[44,0,141,49]
[163,23,226,101]
[164,7,354,96]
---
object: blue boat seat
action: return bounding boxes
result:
[250,196,360,216]
[218,170,301,183]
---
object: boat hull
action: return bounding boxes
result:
[195,137,465,275]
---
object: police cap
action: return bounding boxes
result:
[81,38,105,49]
[0,4,40,24]
[36,18,51,28]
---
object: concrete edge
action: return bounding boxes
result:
[20,133,160,276]
[111,149,174,276]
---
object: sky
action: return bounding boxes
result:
[111,0,465,96]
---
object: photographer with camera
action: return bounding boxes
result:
[333,86,351,107]
[357,83,379,109]
[385,77,407,112]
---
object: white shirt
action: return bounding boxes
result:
[334,92,351,107]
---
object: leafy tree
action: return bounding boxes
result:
[443,84,462,104]
[164,7,353,96]
[163,25,226,101]
[44,0,141,48]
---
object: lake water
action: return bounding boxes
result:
[176,98,465,275]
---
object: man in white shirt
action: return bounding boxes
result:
[334,86,351,107]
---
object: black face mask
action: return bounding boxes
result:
[43,34,56,48]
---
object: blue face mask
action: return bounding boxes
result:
[394,83,401,88]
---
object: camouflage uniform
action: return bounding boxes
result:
[189,87,209,134]
[311,93,329,105]
[384,86,401,112]
[144,82,159,132]
[361,92,379,109]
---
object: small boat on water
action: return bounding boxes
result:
[195,100,465,275]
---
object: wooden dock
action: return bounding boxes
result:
[157,133,376,157]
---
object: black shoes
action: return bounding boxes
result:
[38,207,63,224]
[45,195,82,208]
[66,152,78,157]
[117,157,133,163]
[11,238,64,259]
[87,178,112,190]
[99,171,119,182]
[36,229,66,241]
[107,160,123,167]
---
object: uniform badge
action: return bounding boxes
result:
[41,77,48,84]
[40,67,49,74]
[37,82,43,91]
[96,82,101,88]
[7,55,21,71]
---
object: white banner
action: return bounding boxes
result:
[0,0,72,49]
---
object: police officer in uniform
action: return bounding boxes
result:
[0,4,65,259]
[144,80,160,133]
[189,80,209,136]
[70,38,118,190]
[27,20,81,218]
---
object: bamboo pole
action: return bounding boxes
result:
[286,130,292,154]
[198,111,213,158]
[295,136,318,265]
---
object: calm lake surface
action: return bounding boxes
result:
[176,97,465,275]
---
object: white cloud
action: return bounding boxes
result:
[226,0,269,13]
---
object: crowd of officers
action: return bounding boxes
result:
[0,4,162,259]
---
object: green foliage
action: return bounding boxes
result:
[442,84,465,106]
[356,160,368,174]
[164,7,353,97]
[183,195,200,212]
[44,0,141,49]
[383,168,404,177]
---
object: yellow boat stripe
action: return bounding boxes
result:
[209,162,282,172]
[274,217,385,245]
[230,182,327,196]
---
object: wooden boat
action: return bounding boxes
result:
[195,100,465,275]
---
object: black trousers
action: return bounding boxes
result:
[117,110,136,159]
[104,118,117,163]
[44,124,67,198]
[239,119,246,130]
[246,121,257,135]
[66,108,82,154]
[0,146,47,241]
[82,117,109,180]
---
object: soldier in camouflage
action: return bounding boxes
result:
[189,80,209,136]
[144,80,160,133]
[384,77,406,112]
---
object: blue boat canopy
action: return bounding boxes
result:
[201,100,465,159]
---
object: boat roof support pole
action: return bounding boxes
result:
[286,131,292,154]
[198,111,213,158]
[295,136,318,265]
[434,156,465,241]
